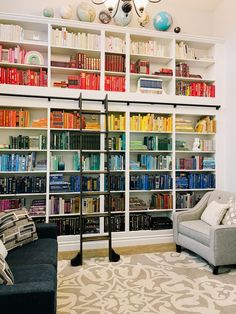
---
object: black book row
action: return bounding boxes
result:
[0,176,46,194]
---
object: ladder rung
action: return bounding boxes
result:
[82,191,110,196]
[82,235,110,242]
[82,213,109,218]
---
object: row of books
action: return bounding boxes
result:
[130,41,165,57]
[0,23,24,42]
[0,67,48,86]
[104,215,125,232]
[50,132,100,150]
[176,192,201,209]
[176,173,215,189]
[130,137,172,151]
[50,110,85,129]
[8,135,47,150]
[0,176,46,194]
[108,113,125,131]
[105,75,125,92]
[51,27,100,50]
[130,114,172,132]
[176,156,215,170]
[0,198,21,211]
[109,154,125,170]
[130,154,172,171]
[53,73,100,90]
[27,199,46,216]
[176,81,215,97]
[130,59,150,74]
[108,135,125,151]
[49,196,100,215]
[105,54,125,73]
[0,45,39,65]
[175,62,190,77]
[175,41,213,61]
[0,152,37,171]
[105,36,125,54]
[0,109,30,127]
[107,175,125,191]
[150,193,173,210]
[130,174,172,190]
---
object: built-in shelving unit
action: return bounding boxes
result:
[0,12,223,250]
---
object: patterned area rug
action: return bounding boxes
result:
[57,251,236,314]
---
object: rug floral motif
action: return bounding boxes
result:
[57,251,236,314]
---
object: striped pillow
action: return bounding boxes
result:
[0,254,14,285]
[0,208,38,251]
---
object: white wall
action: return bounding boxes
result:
[214,0,236,192]
[0,0,216,36]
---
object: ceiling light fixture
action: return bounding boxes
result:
[92,0,162,18]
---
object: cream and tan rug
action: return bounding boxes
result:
[57,251,236,314]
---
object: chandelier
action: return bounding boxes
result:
[91,0,162,18]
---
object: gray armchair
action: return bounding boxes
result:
[173,190,236,274]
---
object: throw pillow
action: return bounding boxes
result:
[0,208,38,251]
[0,240,8,259]
[201,201,229,226]
[0,254,14,285]
[222,199,236,225]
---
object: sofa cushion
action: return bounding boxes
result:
[179,220,211,246]
[201,201,229,226]
[0,254,14,285]
[6,238,57,269]
[0,208,38,251]
[0,239,8,259]
[11,264,56,285]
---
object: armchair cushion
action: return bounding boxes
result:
[200,201,229,226]
[179,220,211,246]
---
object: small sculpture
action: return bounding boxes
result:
[174,27,181,33]
[192,138,201,151]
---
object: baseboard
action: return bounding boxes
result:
[58,229,174,252]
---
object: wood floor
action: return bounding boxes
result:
[58,242,176,260]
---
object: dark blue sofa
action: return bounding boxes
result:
[0,223,58,314]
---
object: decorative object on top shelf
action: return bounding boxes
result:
[24,51,44,65]
[113,6,133,26]
[92,0,162,23]
[77,2,96,22]
[153,11,173,31]
[138,10,149,27]
[99,10,112,23]
[43,7,54,18]
[174,26,181,33]
[59,4,73,19]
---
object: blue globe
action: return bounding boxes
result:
[153,11,172,31]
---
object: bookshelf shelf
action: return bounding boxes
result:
[175,58,215,68]
[50,66,100,75]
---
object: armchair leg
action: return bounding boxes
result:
[176,244,181,253]
[213,266,219,275]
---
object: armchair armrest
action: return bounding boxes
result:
[36,223,57,239]
[210,224,236,266]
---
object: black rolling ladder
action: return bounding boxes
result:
[71,94,120,266]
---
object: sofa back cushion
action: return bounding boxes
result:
[201,200,229,226]
[0,208,38,251]
[0,254,14,285]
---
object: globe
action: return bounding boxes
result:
[114,8,132,27]
[77,2,96,23]
[153,11,172,31]
[43,7,54,18]
[60,5,73,19]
